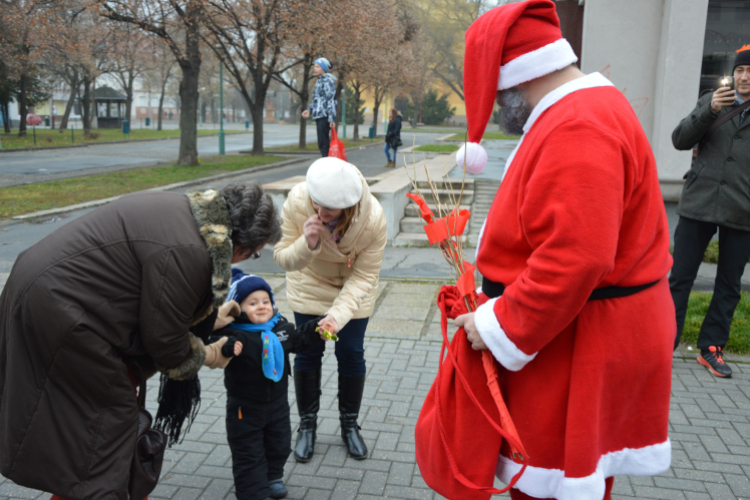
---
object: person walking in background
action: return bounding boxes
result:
[302,58,337,157]
[274,157,387,463]
[670,45,750,378]
[384,108,402,167]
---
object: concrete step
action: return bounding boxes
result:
[392,232,468,248]
[404,203,471,218]
[409,189,474,205]
[400,216,426,233]
[415,179,475,190]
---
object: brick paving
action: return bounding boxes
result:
[3,278,750,499]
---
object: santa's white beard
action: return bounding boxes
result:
[499,88,531,136]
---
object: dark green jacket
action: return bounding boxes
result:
[672,93,750,231]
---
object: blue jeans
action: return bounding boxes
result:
[293,313,368,376]
[384,142,397,162]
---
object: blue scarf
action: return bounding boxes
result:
[231,313,284,382]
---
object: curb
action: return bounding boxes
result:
[0,131,249,153]
[11,156,310,221]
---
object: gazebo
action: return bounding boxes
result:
[94,86,127,129]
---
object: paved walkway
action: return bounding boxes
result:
[3,277,750,500]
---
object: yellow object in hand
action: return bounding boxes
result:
[316,326,339,341]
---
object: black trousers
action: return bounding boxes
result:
[226,396,292,500]
[293,312,368,376]
[316,117,330,157]
[670,216,750,350]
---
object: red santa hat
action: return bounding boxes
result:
[457,0,578,174]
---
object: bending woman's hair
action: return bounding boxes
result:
[222,181,282,249]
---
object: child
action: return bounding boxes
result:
[210,270,324,500]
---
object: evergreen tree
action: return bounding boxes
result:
[345,86,365,125]
[420,88,455,125]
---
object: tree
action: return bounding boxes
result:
[271,0,336,148]
[0,63,15,133]
[0,0,61,136]
[202,0,290,155]
[420,88,455,125]
[101,0,206,166]
[105,23,153,124]
[344,85,365,125]
[142,39,177,131]
[40,1,104,132]
[413,0,498,101]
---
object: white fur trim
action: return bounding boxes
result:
[497,439,672,500]
[498,39,578,90]
[523,72,614,134]
[474,297,536,371]
[456,142,488,174]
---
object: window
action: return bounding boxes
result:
[700,0,750,97]
[110,103,120,117]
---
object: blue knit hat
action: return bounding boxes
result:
[227,269,275,306]
[315,57,332,73]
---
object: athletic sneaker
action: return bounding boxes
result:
[269,480,288,499]
[698,346,732,378]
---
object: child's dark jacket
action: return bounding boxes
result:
[212,314,321,403]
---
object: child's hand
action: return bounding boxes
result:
[234,341,243,356]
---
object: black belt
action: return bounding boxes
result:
[481,277,660,301]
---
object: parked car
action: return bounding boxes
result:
[26,113,42,126]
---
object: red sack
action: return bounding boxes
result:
[328,127,347,161]
[415,286,527,500]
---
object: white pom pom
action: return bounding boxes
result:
[456,142,487,174]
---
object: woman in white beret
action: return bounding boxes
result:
[274,157,387,463]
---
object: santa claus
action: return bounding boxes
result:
[452,1,676,499]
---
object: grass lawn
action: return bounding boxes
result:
[266,138,377,152]
[446,131,521,141]
[414,144,460,153]
[0,128,243,150]
[682,291,750,354]
[0,154,283,218]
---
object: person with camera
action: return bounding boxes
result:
[670,45,750,377]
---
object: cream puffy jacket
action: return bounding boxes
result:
[273,172,387,329]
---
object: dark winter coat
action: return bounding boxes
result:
[0,189,233,499]
[672,92,750,231]
[385,116,402,148]
[213,314,321,404]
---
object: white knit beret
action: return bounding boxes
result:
[306,157,363,209]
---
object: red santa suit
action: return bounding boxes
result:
[447,2,675,499]
[473,71,675,500]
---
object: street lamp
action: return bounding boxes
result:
[219,63,225,155]
[342,86,347,139]
[199,87,205,128]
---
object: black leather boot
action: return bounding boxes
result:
[293,368,321,462]
[339,374,368,460]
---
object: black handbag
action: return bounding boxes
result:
[129,363,167,500]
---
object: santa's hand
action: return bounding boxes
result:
[454,313,487,351]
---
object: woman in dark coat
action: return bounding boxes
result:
[384,108,402,167]
[0,181,281,500]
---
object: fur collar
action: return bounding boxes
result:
[187,188,233,322]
